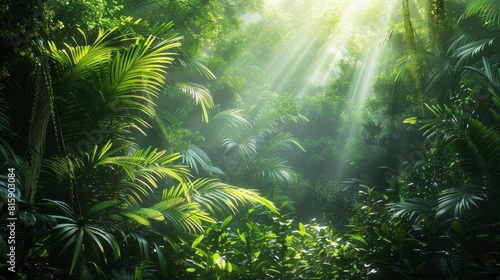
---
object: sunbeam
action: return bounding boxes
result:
[239,0,399,180]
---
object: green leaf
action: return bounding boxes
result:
[69,229,85,275]
[191,235,205,249]
[349,234,368,246]
[132,207,165,221]
[381,223,389,236]
[403,117,418,124]
[221,215,233,228]
[151,197,185,212]
[452,220,464,236]
[84,200,119,216]
[154,242,167,276]
[395,228,406,245]
[299,222,306,234]
[238,230,247,244]
[121,211,150,226]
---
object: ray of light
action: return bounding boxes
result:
[227,0,399,181]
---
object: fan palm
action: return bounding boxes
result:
[195,94,306,188]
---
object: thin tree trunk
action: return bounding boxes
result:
[402,0,417,55]
[402,0,424,114]
[428,0,445,56]
[25,51,52,204]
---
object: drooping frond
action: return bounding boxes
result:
[391,198,435,223]
[148,178,276,234]
[393,51,438,82]
[462,56,500,94]
[175,53,216,80]
[253,158,297,185]
[154,184,214,233]
[260,132,305,158]
[42,142,191,204]
[436,187,487,217]
[176,82,214,122]
[107,146,191,193]
[220,135,258,160]
[105,35,181,99]
[206,109,251,142]
[425,57,458,97]
[188,178,277,214]
[465,0,500,29]
[180,144,223,176]
[421,104,500,186]
[452,37,500,69]
[405,104,500,218]
[47,28,124,91]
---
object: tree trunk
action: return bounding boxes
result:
[402,0,417,55]
[25,51,52,204]
[402,0,424,114]
[428,0,445,56]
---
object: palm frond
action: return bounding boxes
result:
[220,135,258,160]
[260,132,305,158]
[253,158,297,185]
[49,29,183,145]
[465,0,500,29]
[419,105,496,187]
[42,142,191,205]
[425,57,459,97]
[40,199,121,275]
[462,56,500,95]
[436,187,487,217]
[48,28,124,91]
[154,185,213,233]
[149,21,179,40]
[391,198,435,223]
[409,104,500,218]
[393,51,438,82]
[175,53,216,80]
[250,109,284,137]
[176,82,214,122]
[206,109,251,142]
[180,144,224,176]
[105,35,181,100]
[189,178,277,214]
[453,37,499,69]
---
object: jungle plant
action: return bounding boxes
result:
[185,207,352,280]
[0,24,276,278]
[181,92,307,194]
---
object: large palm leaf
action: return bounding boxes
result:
[465,0,500,29]
[41,141,191,206]
[179,144,224,176]
[40,199,122,275]
[188,178,277,215]
[46,27,183,148]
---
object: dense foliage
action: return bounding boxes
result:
[1,0,500,279]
